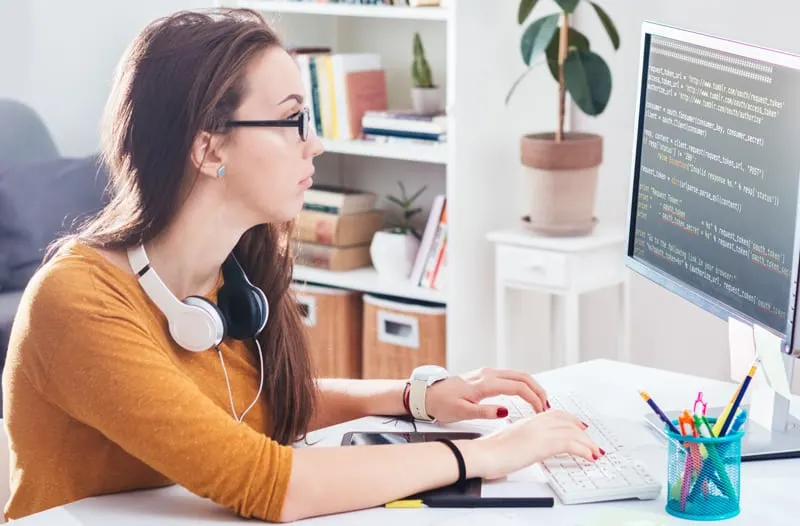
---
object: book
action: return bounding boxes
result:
[303,185,378,215]
[409,195,445,286]
[344,70,388,139]
[362,110,448,135]
[331,53,384,139]
[292,51,388,140]
[294,241,372,271]
[296,209,385,246]
[420,202,447,288]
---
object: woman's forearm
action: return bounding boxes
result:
[309,379,407,430]
[280,438,483,522]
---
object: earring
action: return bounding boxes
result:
[217,165,226,178]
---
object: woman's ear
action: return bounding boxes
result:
[189,130,226,179]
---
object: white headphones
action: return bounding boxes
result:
[127,244,269,422]
[127,244,268,352]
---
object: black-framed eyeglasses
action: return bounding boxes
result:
[225,107,311,141]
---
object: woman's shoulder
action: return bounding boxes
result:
[21,237,141,317]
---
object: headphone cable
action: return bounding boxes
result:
[216,338,265,424]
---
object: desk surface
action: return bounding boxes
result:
[14,359,799,525]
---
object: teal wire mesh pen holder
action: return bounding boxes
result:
[665,418,743,521]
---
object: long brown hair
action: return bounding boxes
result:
[50,8,316,445]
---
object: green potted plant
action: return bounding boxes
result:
[410,32,442,114]
[370,182,427,279]
[506,0,619,235]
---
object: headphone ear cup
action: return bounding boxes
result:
[173,296,226,352]
[217,283,268,340]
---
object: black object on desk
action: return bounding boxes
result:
[385,496,555,508]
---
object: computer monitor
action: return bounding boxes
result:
[625,22,800,460]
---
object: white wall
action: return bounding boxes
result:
[0,0,210,157]
[6,0,800,390]
[545,0,800,392]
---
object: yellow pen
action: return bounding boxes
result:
[713,361,757,436]
[385,499,423,508]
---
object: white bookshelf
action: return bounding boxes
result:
[321,138,447,164]
[220,0,451,307]
[293,265,445,303]
[220,0,514,374]
[235,1,450,21]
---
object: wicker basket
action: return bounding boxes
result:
[361,293,446,379]
[292,283,363,378]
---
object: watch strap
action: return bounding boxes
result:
[408,378,434,421]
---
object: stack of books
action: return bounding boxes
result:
[295,185,385,271]
[286,1,447,7]
[291,49,389,141]
[409,194,447,290]
[361,110,447,145]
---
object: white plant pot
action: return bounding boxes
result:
[370,231,420,279]
[410,86,443,115]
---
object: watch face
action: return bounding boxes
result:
[414,365,449,382]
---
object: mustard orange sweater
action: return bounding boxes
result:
[1,240,292,521]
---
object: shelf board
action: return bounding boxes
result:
[293,265,446,304]
[235,1,450,21]
[321,138,447,164]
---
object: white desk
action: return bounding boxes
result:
[487,225,629,369]
[13,360,799,525]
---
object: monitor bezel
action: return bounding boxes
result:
[624,21,800,356]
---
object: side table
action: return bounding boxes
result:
[487,224,630,369]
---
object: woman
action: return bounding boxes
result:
[1,8,601,523]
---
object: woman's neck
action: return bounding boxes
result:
[146,190,250,299]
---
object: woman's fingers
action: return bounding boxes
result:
[456,400,509,421]
[492,369,549,409]
[475,377,545,413]
[566,439,596,462]
[543,409,588,430]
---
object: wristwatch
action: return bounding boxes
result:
[408,365,450,422]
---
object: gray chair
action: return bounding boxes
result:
[0,99,59,168]
[0,99,108,385]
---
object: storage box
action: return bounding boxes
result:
[361,294,446,379]
[296,209,385,246]
[294,241,372,271]
[292,283,363,379]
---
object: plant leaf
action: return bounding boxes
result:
[517,0,539,24]
[591,2,619,50]
[386,195,405,207]
[563,49,612,116]
[520,14,560,66]
[545,27,590,82]
[408,184,427,203]
[505,59,546,106]
[554,0,580,13]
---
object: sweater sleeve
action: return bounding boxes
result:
[23,264,293,522]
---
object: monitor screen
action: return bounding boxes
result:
[626,23,800,342]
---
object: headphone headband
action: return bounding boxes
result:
[127,244,187,321]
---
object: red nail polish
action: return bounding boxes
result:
[546,400,551,409]
[592,454,598,461]
[497,407,508,418]
[581,421,589,428]
[599,448,606,456]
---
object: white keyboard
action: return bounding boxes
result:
[502,392,662,505]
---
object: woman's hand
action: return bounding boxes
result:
[460,410,604,481]
[424,368,550,424]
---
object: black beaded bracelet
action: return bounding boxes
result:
[435,438,467,489]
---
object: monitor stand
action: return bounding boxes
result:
[646,322,800,461]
